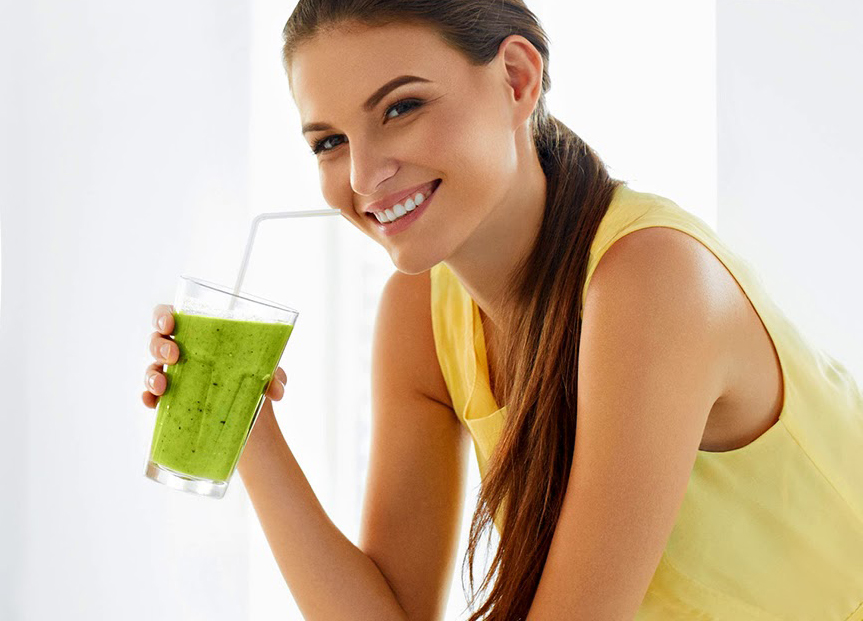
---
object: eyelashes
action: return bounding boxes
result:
[310,98,425,155]
[310,134,345,155]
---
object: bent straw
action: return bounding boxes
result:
[230,209,342,309]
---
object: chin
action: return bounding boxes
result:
[390,255,438,276]
[388,244,448,275]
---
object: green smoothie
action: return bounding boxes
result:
[149,311,293,481]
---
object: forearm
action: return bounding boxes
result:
[237,406,408,621]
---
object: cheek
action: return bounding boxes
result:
[318,164,352,210]
[430,105,514,211]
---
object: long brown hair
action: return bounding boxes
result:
[282,2,626,618]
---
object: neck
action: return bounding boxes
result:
[443,140,547,333]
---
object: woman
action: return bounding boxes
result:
[142,1,863,619]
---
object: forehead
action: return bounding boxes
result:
[290,21,465,120]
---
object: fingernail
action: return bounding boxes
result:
[148,374,157,389]
[158,317,166,331]
[160,344,171,359]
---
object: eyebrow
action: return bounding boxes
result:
[301,74,432,135]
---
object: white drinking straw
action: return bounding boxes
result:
[230,209,342,307]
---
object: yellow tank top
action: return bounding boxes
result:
[429,184,863,620]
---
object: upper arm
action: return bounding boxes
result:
[359,269,471,621]
[527,227,732,620]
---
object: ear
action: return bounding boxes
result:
[497,34,544,129]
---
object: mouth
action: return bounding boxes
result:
[366,178,442,236]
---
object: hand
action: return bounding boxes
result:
[141,303,288,409]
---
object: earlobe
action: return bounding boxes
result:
[499,35,544,125]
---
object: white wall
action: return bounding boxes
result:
[0,0,19,615]
[0,2,255,619]
[717,0,863,380]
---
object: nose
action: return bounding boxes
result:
[349,137,399,197]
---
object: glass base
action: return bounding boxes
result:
[144,461,228,499]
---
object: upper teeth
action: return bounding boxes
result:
[375,191,427,223]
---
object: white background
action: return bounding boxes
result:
[0,1,860,619]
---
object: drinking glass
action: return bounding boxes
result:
[144,275,298,498]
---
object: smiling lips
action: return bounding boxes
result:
[362,179,441,219]
[364,178,440,236]
[372,188,430,223]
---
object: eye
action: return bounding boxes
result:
[311,134,345,155]
[310,98,425,155]
[384,98,423,120]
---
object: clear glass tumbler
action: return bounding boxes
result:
[144,275,298,498]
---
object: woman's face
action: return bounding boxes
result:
[289,21,524,274]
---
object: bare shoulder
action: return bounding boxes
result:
[583,226,737,400]
[375,269,454,410]
[591,226,735,294]
[588,226,740,321]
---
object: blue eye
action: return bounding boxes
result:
[310,98,425,155]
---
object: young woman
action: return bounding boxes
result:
[142,1,863,619]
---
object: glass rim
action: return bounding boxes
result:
[179,275,299,317]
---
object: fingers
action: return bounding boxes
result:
[152,304,175,335]
[142,360,166,410]
[144,361,167,395]
[267,379,285,401]
[142,390,159,410]
[149,331,178,365]
[143,304,175,411]
[149,304,178,368]
[267,366,287,401]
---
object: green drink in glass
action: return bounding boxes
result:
[145,275,298,498]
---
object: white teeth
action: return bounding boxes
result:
[372,185,433,224]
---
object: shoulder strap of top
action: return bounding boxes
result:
[581,184,764,314]
[429,263,475,421]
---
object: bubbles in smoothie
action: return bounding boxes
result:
[178,299,274,324]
